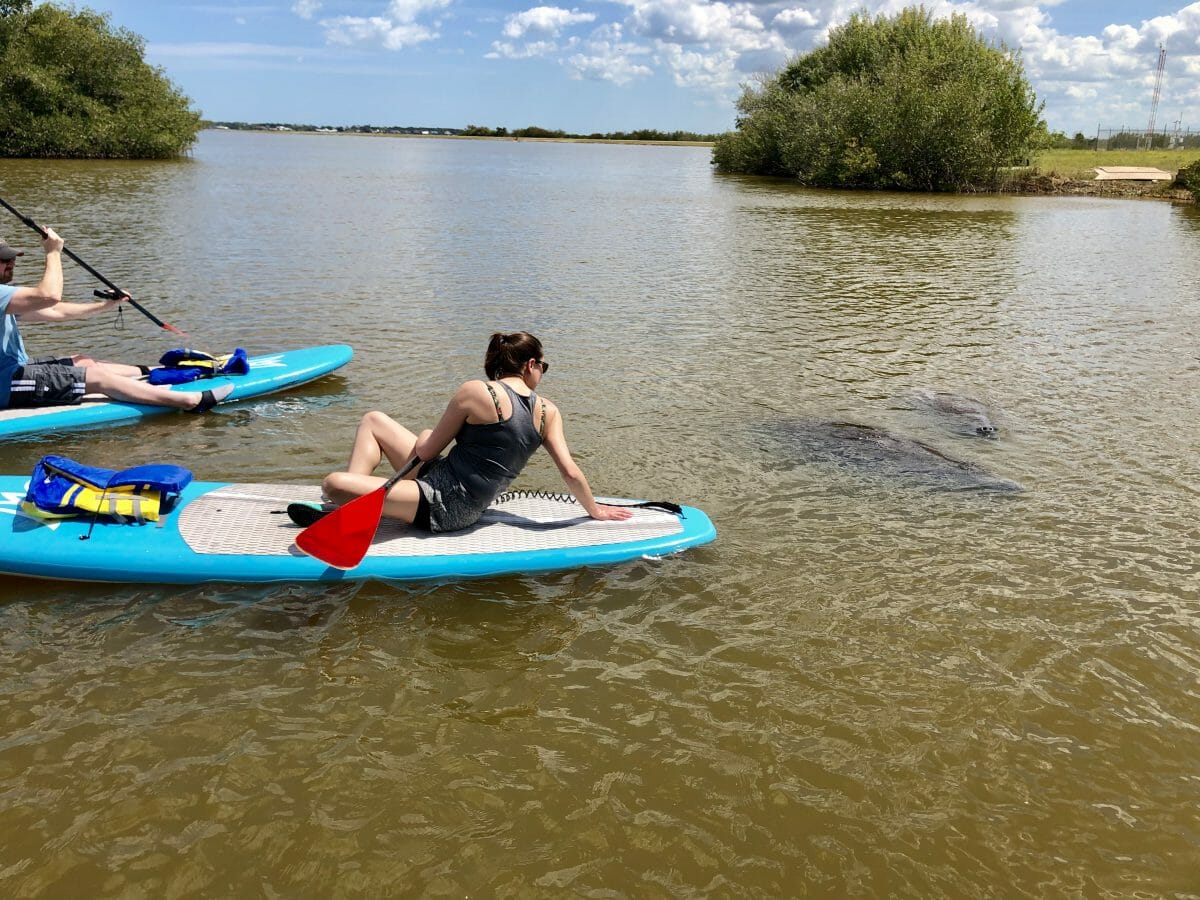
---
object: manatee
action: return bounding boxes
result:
[910,390,998,437]
[768,420,1023,492]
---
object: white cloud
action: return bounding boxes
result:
[773,8,819,32]
[1000,1,1200,131]
[592,0,789,93]
[487,39,564,59]
[564,31,654,83]
[320,0,452,49]
[292,0,321,19]
[386,0,452,22]
[566,50,655,83]
[625,0,766,46]
[323,16,438,48]
[502,6,596,39]
[654,42,741,90]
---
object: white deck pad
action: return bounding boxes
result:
[185,486,686,558]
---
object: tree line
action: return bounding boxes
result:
[462,125,719,142]
[206,122,719,143]
[1043,131,1200,151]
[207,122,460,136]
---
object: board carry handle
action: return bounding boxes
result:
[294,455,422,570]
[0,196,188,337]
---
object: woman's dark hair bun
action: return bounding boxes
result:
[485,331,543,380]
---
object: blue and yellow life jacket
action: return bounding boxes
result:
[147,347,249,385]
[21,455,193,523]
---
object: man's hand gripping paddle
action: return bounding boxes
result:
[0,196,187,337]
[295,456,421,570]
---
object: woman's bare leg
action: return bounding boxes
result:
[346,410,424,474]
[321,472,423,523]
[318,412,433,521]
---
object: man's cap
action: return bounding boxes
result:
[0,241,24,262]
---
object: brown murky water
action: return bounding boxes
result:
[1,132,1198,896]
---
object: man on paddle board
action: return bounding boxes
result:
[0,230,231,412]
[291,331,632,532]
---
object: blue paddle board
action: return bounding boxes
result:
[0,344,353,439]
[0,480,716,584]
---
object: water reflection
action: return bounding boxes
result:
[0,133,1198,895]
[1176,202,1200,233]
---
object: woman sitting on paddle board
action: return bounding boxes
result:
[291,331,632,531]
[0,229,230,413]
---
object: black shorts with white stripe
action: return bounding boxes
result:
[9,360,87,407]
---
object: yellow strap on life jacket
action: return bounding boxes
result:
[21,482,163,522]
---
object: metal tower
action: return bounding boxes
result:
[1145,44,1167,147]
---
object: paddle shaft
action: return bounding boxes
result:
[0,196,186,336]
[378,456,422,496]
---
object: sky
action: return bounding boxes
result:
[86,0,1200,136]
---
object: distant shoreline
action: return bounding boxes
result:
[203,127,714,148]
[202,128,1193,200]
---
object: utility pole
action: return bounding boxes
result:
[1144,44,1166,150]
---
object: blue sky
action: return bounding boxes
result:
[89,0,1200,136]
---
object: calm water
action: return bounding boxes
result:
[1,131,1199,896]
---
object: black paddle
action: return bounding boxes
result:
[0,196,188,337]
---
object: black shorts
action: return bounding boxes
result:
[413,492,432,531]
[411,458,438,532]
[8,357,87,407]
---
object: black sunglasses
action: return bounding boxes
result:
[533,359,549,373]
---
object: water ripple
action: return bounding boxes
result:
[1,134,1199,896]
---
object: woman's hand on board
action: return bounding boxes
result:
[590,504,634,522]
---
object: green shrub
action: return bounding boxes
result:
[0,2,201,158]
[713,6,1045,192]
[1177,160,1200,201]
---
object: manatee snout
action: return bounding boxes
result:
[912,391,1000,438]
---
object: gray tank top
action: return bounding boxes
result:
[417,381,543,531]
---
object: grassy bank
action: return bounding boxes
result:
[1002,147,1198,201]
[1032,147,1200,179]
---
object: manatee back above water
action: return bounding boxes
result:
[910,390,998,437]
[768,420,1023,493]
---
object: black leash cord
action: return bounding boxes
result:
[493,489,683,516]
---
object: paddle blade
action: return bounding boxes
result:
[294,487,387,570]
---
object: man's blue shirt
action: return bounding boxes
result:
[0,284,30,407]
